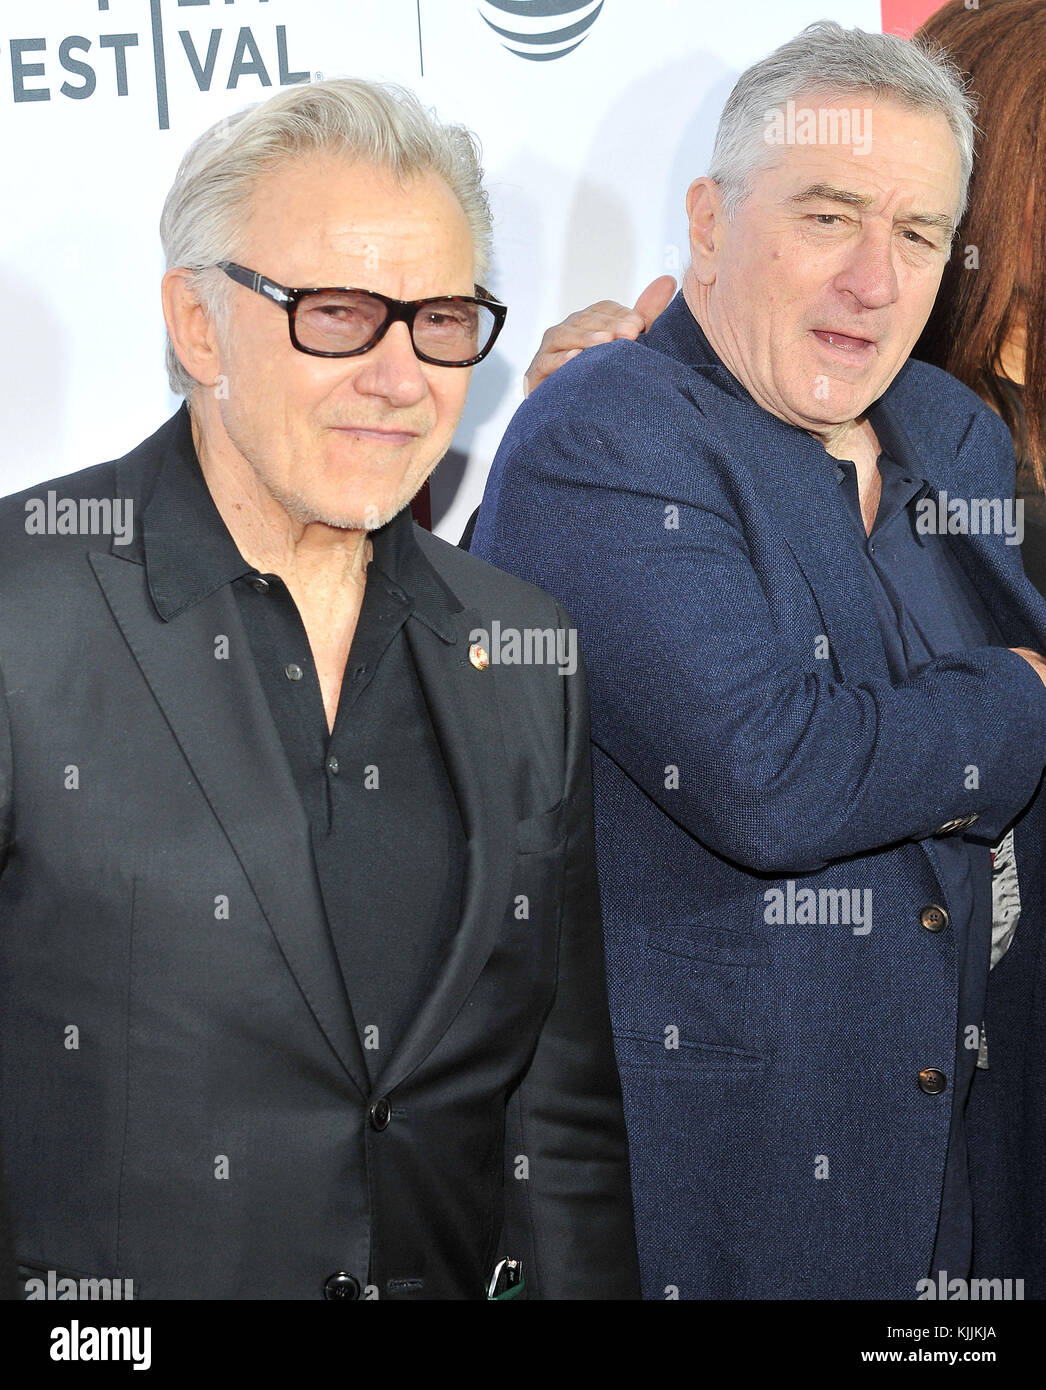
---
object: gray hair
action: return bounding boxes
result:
[708,20,977,230]
[160,78,492,398]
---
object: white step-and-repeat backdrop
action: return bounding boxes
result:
[4,0,914,539]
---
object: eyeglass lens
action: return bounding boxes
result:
[293,290,497,361]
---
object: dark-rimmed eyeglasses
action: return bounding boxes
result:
[216,261,507,367]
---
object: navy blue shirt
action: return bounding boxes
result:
[835,449,1002,1280]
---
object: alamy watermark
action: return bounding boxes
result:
[50,1320,151,1370]
[916,493,1024,546]
[763,101,873,156]
[25,1270,134,1300]
[469,620,577,676]
[916,1271,1023,1301]
[24,491,133,545]
[764,880,872,935]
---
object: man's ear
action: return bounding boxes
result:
[162,269,224,389]
[685,177,724,286]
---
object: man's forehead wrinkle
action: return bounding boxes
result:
[252,211,447,246]
[327,219,447,248]
[241,198,471,284]
[243,159,465,239]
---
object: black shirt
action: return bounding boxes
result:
[141,406,467,1082]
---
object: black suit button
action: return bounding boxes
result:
[918,1068,947,1095]
[369,1097,392,1131]
[323,1272,361,1300]
[920,904,949,933]
[250,576,270,594]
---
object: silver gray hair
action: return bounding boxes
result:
[708,20,977,229]
[159,78,493,398]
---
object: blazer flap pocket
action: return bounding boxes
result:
[648,924,770,966]
[515,803,565,853]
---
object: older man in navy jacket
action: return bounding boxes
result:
[470,22,1046,1299]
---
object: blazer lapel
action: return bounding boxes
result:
[648,295,894,682]
[371,599,516,1096]
[653,293,1046,678]
[711,380,896,683]
[89,548,372,1097]
[870,387,1046,649]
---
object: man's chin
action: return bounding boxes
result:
[302,502,403,531]
[795,376,883,425]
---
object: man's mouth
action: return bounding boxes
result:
[811,329,876,357]
[331,425,420,444]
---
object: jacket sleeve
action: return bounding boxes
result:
[473,395,1046,876]
[497,615,641,1299]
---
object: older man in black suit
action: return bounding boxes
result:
[0,78,638,1301]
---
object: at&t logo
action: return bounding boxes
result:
[477,0,604,62]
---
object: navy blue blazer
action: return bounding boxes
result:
[471,293,1046,1299]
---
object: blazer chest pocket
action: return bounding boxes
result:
[515,802,565,854]
[647,925,770,968]
[621,924,773,1066]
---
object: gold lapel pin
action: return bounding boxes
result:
[469,642,490,670]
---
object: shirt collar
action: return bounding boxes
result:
[141,402,457,640]
[833,450,930,538]
[832,449,926,487]
[141,405,251,619]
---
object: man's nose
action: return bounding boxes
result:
[351,319,429,407]
[834,225,899,310]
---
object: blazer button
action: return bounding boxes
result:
[369,1097,392,1131]
[323,1272,361,1300]
[918,1068,947,1094]
[920,904,950,933]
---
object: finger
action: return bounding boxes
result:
[566,300,642,320]
[524,347,581,396]
[632,275,677,328]
[558,308,644,337]
[542,325,621,354]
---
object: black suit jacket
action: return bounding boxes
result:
[0,412,639,1300]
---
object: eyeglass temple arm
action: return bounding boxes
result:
[218,261,291,305]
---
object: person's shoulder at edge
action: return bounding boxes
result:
[485,328,733,515]
[0,457,124,520]
[512,326,724,441]
[0,455,130,592]
[0,411,175,563]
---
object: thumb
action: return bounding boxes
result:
[632,275,676,329]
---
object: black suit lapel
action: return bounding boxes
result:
[89,549,372,1097]
[95,411,523,1098]
[371,601,516,1096]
